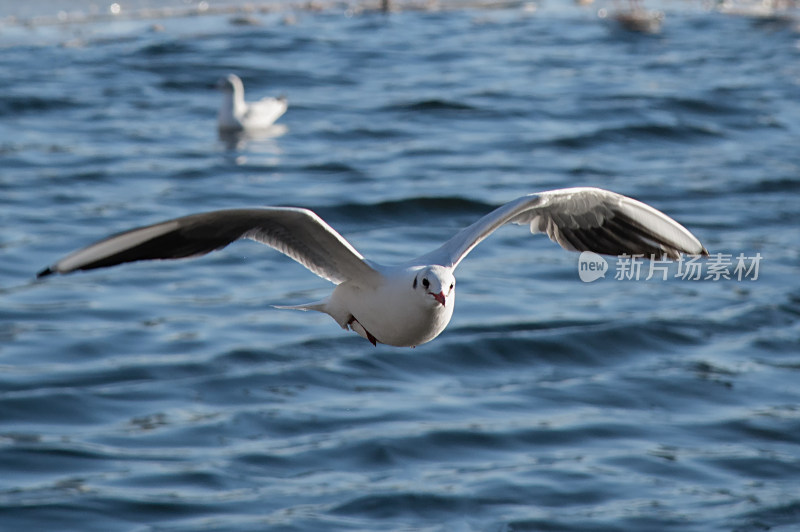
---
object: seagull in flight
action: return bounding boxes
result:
[217,73,287,132]
[37,187,707,347]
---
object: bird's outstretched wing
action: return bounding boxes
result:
[416,187,708,269]
[37,207,378,285]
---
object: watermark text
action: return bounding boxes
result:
[578,252,762,283]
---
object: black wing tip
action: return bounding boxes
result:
[661,246,709,260]
[36,267,55,279]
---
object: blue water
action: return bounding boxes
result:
[2,2,800,531]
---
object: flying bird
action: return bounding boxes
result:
[217,73,287,131]
[37,187,707,347]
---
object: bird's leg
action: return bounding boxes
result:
[347,316,378,346]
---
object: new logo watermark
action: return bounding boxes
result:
[577,252,763,282]
[578,251,609,283]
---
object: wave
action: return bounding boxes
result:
[588,93,753,117]
[332,492,469,518]
[315,195,491,225]
[0,95,81,116]
[385,99,478,112]
[732,177,800,194]
[133,40,196,57]
[299,161,364,176]
[661,94,750,116]
[547,122,724,149]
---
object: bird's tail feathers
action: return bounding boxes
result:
[273,299,328,313]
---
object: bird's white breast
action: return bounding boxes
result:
[331,277,455,347]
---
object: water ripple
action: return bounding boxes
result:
[1,2,799,531]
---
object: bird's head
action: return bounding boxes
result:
[216,74,242,94]
[412,265,455,308]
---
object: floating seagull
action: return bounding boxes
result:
[217,73,287,132]
[37,187,707,347]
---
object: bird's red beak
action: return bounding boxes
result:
[431,291,446,306]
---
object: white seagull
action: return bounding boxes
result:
[217,73,287,132]
[37,187,707,347]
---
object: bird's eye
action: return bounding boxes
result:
[449,283,454,290]
[422,278,430,289]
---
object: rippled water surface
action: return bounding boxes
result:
[2,1,800,531]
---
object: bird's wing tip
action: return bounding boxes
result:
[36,267,54,279]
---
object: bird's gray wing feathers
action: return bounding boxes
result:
[416,187,708,269]
[38,207,378,284]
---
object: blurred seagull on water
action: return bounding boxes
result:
[217,73,287,132]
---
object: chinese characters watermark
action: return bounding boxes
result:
[578,251,762,283]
